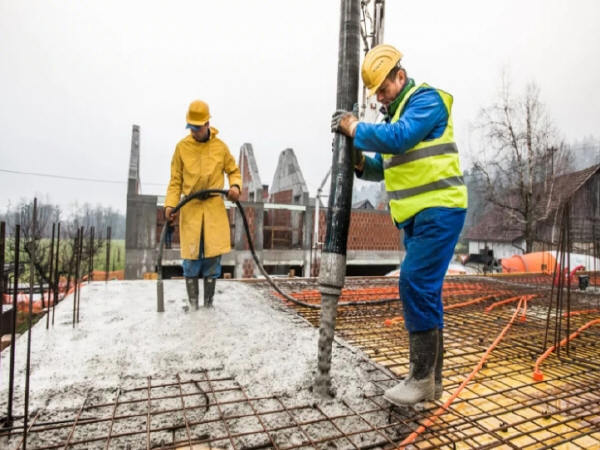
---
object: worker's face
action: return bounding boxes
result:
[376,70,406,107]
[190,122,210,142]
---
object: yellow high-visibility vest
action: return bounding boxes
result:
[383,84,468,224]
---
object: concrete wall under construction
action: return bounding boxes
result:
[125,125,158,279]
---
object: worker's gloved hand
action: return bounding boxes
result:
[165,206,178,222]
[227,185,240,202]
[331,109,359,137]
[352,146,366,170]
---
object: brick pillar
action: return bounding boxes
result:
[233,204,245,278]
[252,203,264,277]
[303,205,314,277]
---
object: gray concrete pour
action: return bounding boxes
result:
[0,280,397,448]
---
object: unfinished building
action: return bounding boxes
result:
[126,126,404,279]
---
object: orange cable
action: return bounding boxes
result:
[562,308,600,318]
[444,294,501,310]
[396,297,525,449]
[384,292,509,326]
[484,294,537,312]
[532,318,600,381]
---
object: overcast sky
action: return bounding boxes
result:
[1,0,599,214]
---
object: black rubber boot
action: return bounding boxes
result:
[434,330,444,400]
[185,277,199,310]
[204,278,216,308]
[383,328,438,406]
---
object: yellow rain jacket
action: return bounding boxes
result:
[165,128,242,260]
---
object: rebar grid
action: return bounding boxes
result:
[0,370,412,449]
[274,275,600,449]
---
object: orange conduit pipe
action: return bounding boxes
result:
[384,293,507,326]
[484,294,537,312]
[532,318,600,382]
[562,308,600,318]
[444,293,503,311]
[396,297,526,449]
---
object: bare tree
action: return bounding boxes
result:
[473,74,574,252]
[3,199,106,290]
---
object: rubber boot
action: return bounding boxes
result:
[203,278,216,308]
[383,328,438,406]
[434,331,444,400]
[185,277,199,310]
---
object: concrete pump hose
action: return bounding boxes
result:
[157,189,401,310]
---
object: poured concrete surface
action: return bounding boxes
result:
[0,280,391,448]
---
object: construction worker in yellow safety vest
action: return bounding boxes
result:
[332,44,468,406]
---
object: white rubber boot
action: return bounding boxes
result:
[383,328,438,406]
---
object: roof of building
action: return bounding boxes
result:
[465,164,600,242]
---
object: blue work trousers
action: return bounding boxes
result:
[182,236,222,279]
[399,207,466,332]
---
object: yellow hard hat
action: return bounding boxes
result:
[186,100,211,126]
[361,44,403,97]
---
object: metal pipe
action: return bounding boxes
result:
[105,226,111,283]
[88,226,94,283]
[72,229,80,328]
[76,226,84,323]
[46,223,55,329]
[315,0,361,397]
[7,224,20,426]
[0,222,5,316]
[156,225,167,313]
[24,197,38,448]
[51,223,60,326]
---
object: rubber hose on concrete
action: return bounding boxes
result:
[156,189,400,311]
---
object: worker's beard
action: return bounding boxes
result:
[193,129,210,143]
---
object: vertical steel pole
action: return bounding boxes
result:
[0,223,4,388]
[315,0,361,397]
[89,226,94,283]
[7,225,20,426]
[72,230,79,328]
[105,226,112,282]
[46,223,55,329]
[24,198,37,448]
[52,223,60,326]
[0,222,5,316]
[76,226,84,323]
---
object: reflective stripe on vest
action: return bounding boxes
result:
[383,83,468,224]
[383,142,458,169]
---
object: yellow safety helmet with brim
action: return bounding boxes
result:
[361,44,403,97]
[186,100,211,126]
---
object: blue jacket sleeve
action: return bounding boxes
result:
[353,87,448,155]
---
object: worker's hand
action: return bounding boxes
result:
[331,109,359,137]
[353,147,366,171]
[165,207,178,222]
[227,185,241,202]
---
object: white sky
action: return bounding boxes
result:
[1,0,599,213]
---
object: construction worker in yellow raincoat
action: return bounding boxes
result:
[165,100,242,309]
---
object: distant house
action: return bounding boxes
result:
[465,164,600,260]
[352,199,374,210]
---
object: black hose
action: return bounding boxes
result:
[157,189,400,310]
